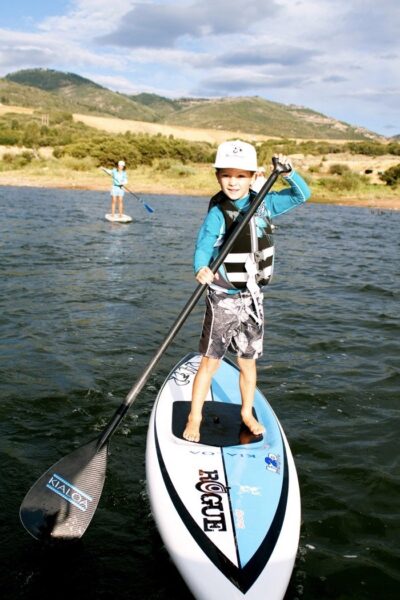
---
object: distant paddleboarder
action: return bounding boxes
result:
[103,160,128,219]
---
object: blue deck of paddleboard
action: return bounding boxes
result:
[211,359,284,568]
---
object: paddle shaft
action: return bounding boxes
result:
[123,184,147,203]
[122,184,154,212]
[96,160,287,449]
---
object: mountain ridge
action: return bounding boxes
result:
[3,68,383,141]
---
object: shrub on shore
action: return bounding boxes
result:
[328,163,350,175]
[1,110,400,201]
[0,150,35,169]
[59,156,98,171]
[379,164,400,186]
[317,171,368,192]
[2,112,400,163]
[257,138,400,158]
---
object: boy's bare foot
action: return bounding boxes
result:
[183,414,202,443]
[241,412,265,436]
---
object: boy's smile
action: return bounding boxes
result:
[216,168,256,201]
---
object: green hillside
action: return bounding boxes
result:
[3,68,381,140]
[129,93,180,118]
[131,95,379,140]
[5,69,158,121]
[0,79,86,113]
[155,96,374,140]
[5,68,103,92]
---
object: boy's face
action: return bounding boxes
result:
[216,168,256,201]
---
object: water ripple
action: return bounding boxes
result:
[0,188,399,599]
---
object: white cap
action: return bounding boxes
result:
[118,160,125,167]
[214,140,257,171]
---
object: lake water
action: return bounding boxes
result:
[0,186,399,599]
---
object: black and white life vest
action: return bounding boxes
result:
[209,191,275,292]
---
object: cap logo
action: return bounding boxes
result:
[214,139,257,170]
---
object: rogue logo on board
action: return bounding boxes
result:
[46,473,93,512]
[196,469,228,532]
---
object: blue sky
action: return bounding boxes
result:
[1,0,399,136]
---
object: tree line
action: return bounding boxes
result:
[1,111,399,185]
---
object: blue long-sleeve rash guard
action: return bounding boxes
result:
[194,170,311,274]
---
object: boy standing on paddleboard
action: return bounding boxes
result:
[183,140,311,443]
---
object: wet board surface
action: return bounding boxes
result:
[146,352,301,600]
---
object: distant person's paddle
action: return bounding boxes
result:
[123,185,155,214]
[100,167,154,214]
[20,157,290,542]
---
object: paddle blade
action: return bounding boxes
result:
[20,438,108,541]
[144,203,154,213]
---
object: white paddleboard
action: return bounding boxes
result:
[146,353,301,600]
[104,213,132,223]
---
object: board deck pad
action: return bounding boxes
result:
[172,401,263,447]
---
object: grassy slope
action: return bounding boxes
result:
[163,97,373,140]
[57,84,158,120]
[4,70,159,121]
[72,113,272,144]
[4,69,380,140]
[0,79,84,112]
[128,93,180,118]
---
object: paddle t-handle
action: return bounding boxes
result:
[272,155,292,174]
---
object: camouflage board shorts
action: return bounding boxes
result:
[199,288,264,360]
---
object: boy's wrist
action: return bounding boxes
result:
[282,168,295,179]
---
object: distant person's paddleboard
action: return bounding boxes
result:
[105,213,132,223]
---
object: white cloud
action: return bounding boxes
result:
[213,43,319,68]
[38,0,134,37]
[98,0,281,48]
[0,28,123,75]
[196,69,310,96]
